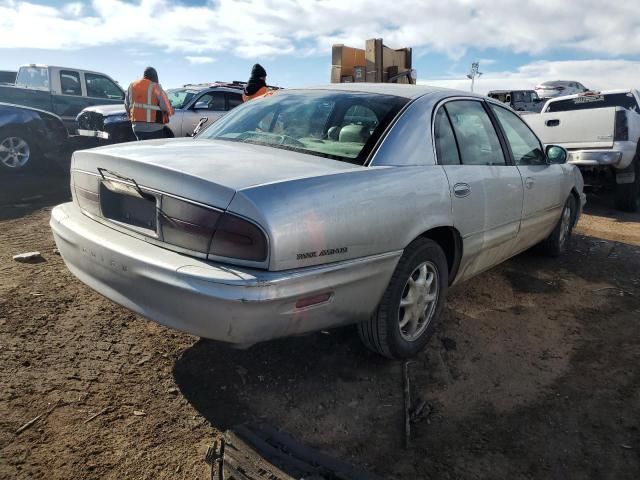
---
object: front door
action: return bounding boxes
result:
[488,103,566,253]
[434,100,524,282]
[180,91,228,137]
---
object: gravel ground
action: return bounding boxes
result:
[1,169,639,480]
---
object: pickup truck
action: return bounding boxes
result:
[0,65,124,133]
[524,89,640,211]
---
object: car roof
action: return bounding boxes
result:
[545,88,638,103]
[287,83,484,100]
[537,80,583,87]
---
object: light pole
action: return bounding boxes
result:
[466,61,483,92]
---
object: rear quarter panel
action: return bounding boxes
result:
[229,166,453,271]
[0,85,53,112]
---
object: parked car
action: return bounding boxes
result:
[0,70,17,85]
[535,80,588,100]
[0,65,124,132]
[0,102,69,172]
[75,83,245,143]
[524,89,640,211]
[487,89,543,112]
[51,84,585,359]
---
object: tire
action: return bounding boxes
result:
[542,195,577,257]
[0,128,39,172]
[358,238,449,359]
[614,157,639,212]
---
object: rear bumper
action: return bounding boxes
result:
[568,150,623,166]
[568,142,636,170]
[50,202,400,345]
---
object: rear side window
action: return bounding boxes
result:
[16,67,49,89]
[434,108,460,165]
[85,73,123,100]
[227,93,243,109]
[60,70,81,96]
[445,100,506,166]
[546,93,639,113]
[490,104,545,166]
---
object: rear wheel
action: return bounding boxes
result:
[0,128,38,172]
[358,238,448,359]
[614,157,639,212]
[542,195,577,257]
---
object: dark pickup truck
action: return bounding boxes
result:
[0,65,124,133]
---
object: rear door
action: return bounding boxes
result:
[435,99,524,281]
[51,69,86,130]
[489,103,566,251]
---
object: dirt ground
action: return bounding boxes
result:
[1,167,639,480]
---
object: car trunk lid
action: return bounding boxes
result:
[72,137,363,209]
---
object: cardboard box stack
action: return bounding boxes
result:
[331,38,414,84]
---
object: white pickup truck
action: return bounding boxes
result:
[524,89,640,211]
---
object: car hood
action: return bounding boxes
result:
[72,138,364,209]
[82,104,127,116]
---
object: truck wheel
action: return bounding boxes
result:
[0,128,38,172]
[542,195,577,257]
[614,157,639,212]
[358,238,448,359]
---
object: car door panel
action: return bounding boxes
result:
[488,103,567,253]
[434,100,524,283]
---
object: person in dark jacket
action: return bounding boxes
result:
[243,64,268,102]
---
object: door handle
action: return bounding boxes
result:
[546,119,560,127]
[453,183,471,198]
[524,177,535,189]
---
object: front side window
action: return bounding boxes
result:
[199,91,407,163]
[444,100,506,166]
[60,70,81,96]
[490,104,546,166]
[433,107,460,165]
[195,93,226,111]
[85,73,123,100]
[16,67,49,89]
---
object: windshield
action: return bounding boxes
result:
[198,91,408,164]
[546,93,639,113]
[167,88,198,109]
[16,67,49,89]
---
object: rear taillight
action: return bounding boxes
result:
[209,213,268,262]
[615,110,628,141]
[159,196,268,262]
[159,196,221,253]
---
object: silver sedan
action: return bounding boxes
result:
[51,84,585,359]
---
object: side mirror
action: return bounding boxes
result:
[194,101,209,110]
[546,145,568,164]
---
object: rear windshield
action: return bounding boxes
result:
[198,91,408,164]
[16,67,49,89]
[546,93,639,113]
[167,88,198,109]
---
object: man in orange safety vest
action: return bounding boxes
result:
[125,67,175,140]
[242,64,268,102]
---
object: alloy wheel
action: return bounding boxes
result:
[0,136,31,169]
[398,261,439,341]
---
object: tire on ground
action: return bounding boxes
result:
[358,237,449,359]
[542,194,577,257]
[614,156,639,212]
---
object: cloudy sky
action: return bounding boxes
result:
[1,0,639,93]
